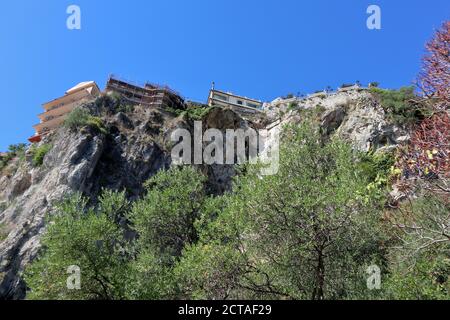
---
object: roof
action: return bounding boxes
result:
[65,81,97,94]
[42,81,99,106]
[210,89,262,104]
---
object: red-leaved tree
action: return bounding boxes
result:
[418,21,450,110]
[396,112,449,179]
[396,22,450,182]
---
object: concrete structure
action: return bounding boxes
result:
[207,83,263,115]
[338,84,363,93]
[105,75,185,110]
[29,81,100,143]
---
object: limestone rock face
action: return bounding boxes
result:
[321,106,346,135]
[335,96,409,152]
[0,131,105,299]
[265,89,410,152]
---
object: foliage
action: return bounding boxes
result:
[64,107,108,135]
[386,193,449,259]
[25,167,209,300]
[126,248,178,300]
[417,21,450,110]
[358,149,396,198]
[169,105,212,121]
[386,252,450,300]
[369,86,426,125]
[177,123,386,300]
[30,144,52,167]
[25,191,132,300]
[0,144,27,171]
[128,166,207,260]
[8,143,27,154]
[284,93,295,99]
[395,112,449,180]
[385,193,450,299]
[287,101,299,111]
[23,122,449,300]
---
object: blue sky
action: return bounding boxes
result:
[0,0,448,151]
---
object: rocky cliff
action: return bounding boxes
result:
[0,88,410,299]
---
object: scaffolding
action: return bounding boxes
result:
[105,75,185,110]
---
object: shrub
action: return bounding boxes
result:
[64,108,108,134]
[64,108,92,130]
[31,144,52,167]
[285,93,294,99]
[1,144,27,171]
[169,105,212,121]
[8,143,27,154]
[369,86,426,125]
[359,150,396,183]
[287,101,298,111]
[85,117,108,135]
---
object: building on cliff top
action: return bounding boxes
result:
[28,81,101,143]
[207,82,263,115]
[105,75,185,110]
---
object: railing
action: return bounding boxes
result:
[108,74,184,101]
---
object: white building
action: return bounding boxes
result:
[207,83,263,115]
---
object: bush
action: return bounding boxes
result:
[1,144,27,171]
[287,101,298,111]
[169,105,212,121]
[31,144,52,167]
[64,108,108,134]
[369,87,426,125]
[284,93,294,99]
[8,143,27,154]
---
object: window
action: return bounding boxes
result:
[247,102,260,109]
[237,100,243,105]
[213,94,228,102]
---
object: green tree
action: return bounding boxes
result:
[177,123,386,300]
[126,166,208,299]
[25,191,131,300]
[128,166,206,260]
